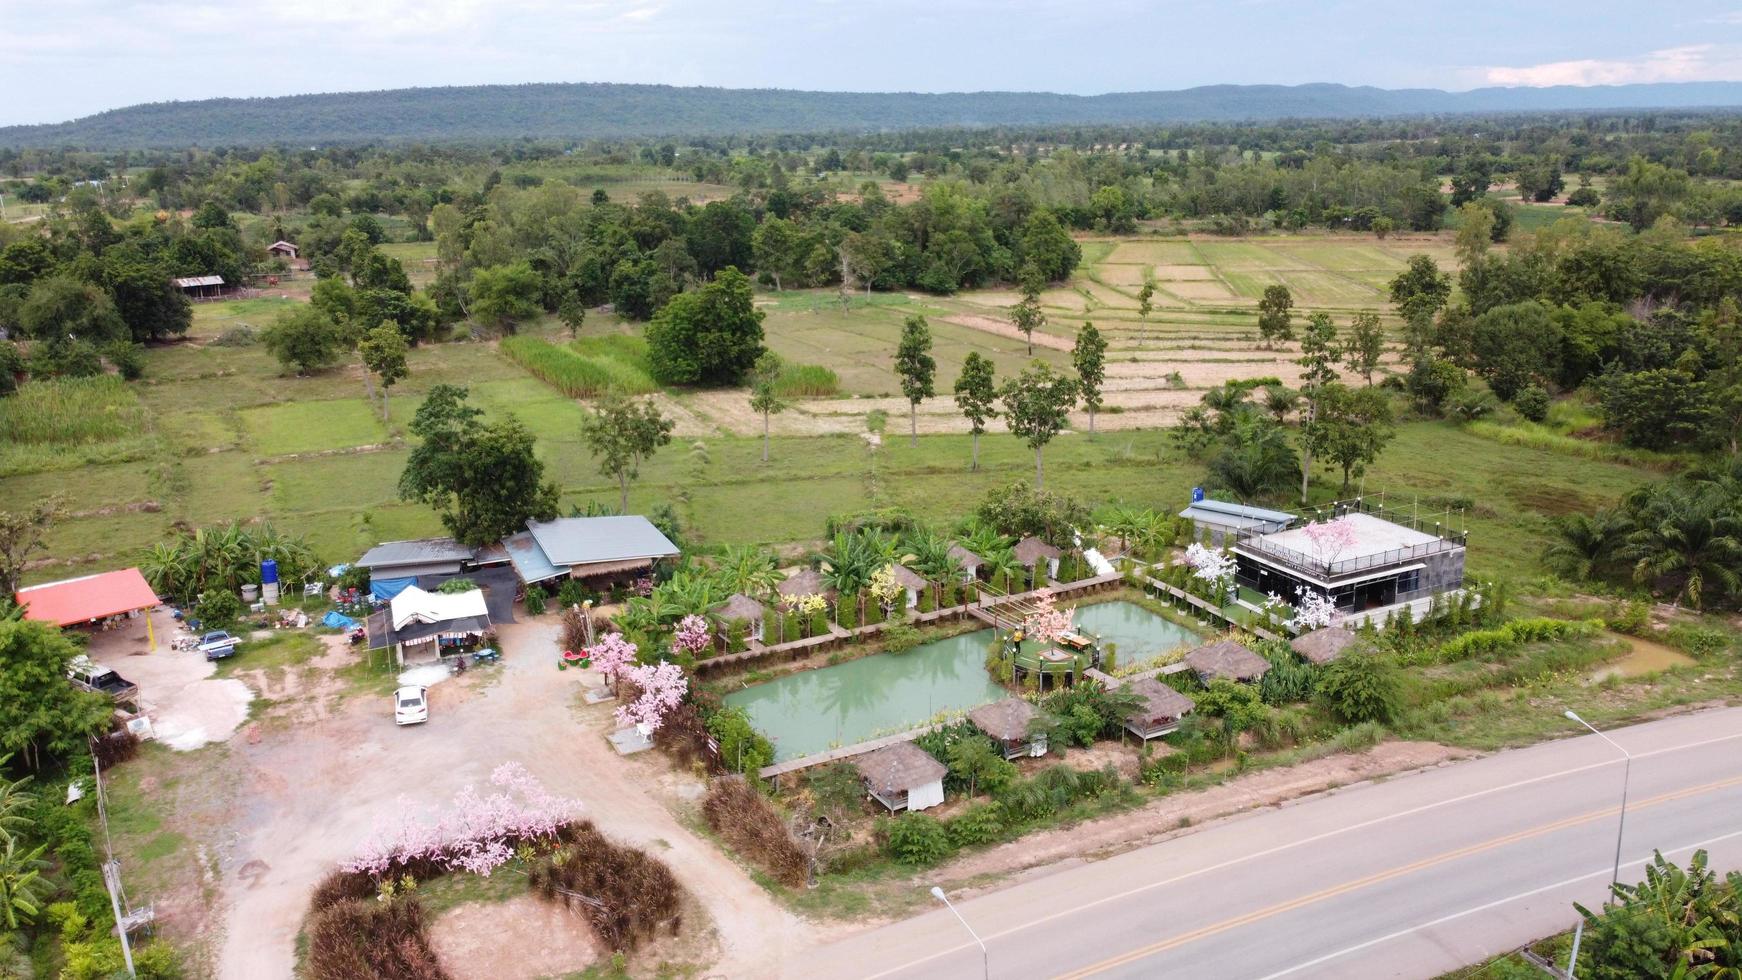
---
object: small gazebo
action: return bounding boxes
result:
[712,593,766,643]
[968,698,1045,759]
[1120,677,1197,740]
[1013,536,1062,582]
[1184,639,1271,684]
[947,544,985,582]
[1291,626,1362,666]
[776,567,830,601]
[889,564,928,610]
[854,742,946,812]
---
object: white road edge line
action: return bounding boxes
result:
[1253,828,1742,980]
[860,725,1742,980]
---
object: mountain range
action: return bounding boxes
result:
[5,80,1742,149]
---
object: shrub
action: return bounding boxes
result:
[946,803,1007,847]
[705,705,774,775]
[210,325,257,347]
[195,588,243,630]
[105,342,146,380]
[1258,647,1316,705]
[1512,384,1549,422]
[836,599,859,630]
[880,623,921,653]
[1316,653,1403,725]
[703,776,809,886]
[882,813,953,866]
[1605,600,1650,636]
[529,821,682,951]
[524,587,546,616]
[1425,618,1598,665]
[306,898,449,980]
[1664,624,1729,658]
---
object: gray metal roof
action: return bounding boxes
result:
[526,516,679,567]
[1180,498,1295,531]
[502,531,571,585]
[357,537,475,571]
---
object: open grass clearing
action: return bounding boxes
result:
[240,399,390,456]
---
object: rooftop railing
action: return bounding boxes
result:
[1233,497,1466,581]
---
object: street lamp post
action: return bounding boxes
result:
[930,886,989,980]
[1565,709,1632,895]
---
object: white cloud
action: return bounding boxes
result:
[1480,44,1742,87]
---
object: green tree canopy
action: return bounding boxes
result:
[0,619,112,771]
[953,351,999,471]
[398,384,560,546]
[18,275,125,346]
[580,392,675,512]
[894,315,936,446]
[1071,321,1107,433]
[1000,361,1077,490]
[1257,285,1294,348]
[646,267,766,385]
[262,306,345,375]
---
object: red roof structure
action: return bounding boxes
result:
[15,568,159,626]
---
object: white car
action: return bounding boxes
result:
[394,685,429,726]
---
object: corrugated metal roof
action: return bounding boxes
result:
[171,275,225,288]
[16,568,158,626]
[1183,498,1295,524]
[503,531,570,584]
[526,516,679,567]
[357,537,475,570]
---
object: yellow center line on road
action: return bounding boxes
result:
[1053,773,1742,980]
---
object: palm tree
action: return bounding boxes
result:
[1622,484,1742,609]
[1544,510,1632,582]
[1209,415,1301,501]
[1098,505,1146,556]
[903,529,956,604]
[980,547,1023,595]
[1262,384,1301,425]
[1132,510,1176,562]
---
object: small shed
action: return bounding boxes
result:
[712,593,766,643]
[357,537,476,599]
[1185,639,1271,684]
[776,567,830,601]
[968,698,1046,759]
[266,240,299,260]
[1013,536,1062,580]
[947,544,984,582]
[15,568,162,648]
[1121,677,1197,740]
[1291,626,1362,666]
[854,742,946,813]
[171,275,225,299]
[371,585,490,665]
[1178,498,1294,547]
[889,564,928,610]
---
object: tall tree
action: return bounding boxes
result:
[953,352,998,471]
[468,261,543,333]
[894,315,936,447]
[358,322,409,420]
[1296,312,1341,503]
[1010,262,1046,356]
[1388,254,1453,325]
[581,392,676,512]
[1257,285,1294,348]
[1306,383,1395,493]
[262,306,344,375]
[646,267,766,385]
[1342,312,1385,385]
[1001,361,1077,490]
[0,497,62,599]
[1137,277,1156,319]
[1072,321,1107,434]
[398,385,560,546]
[747,350,787,463]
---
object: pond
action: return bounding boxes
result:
[1589,632,1696,681]
[724,629,1008,762]
[1068,600,1204,668]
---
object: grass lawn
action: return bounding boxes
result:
[240,399,391,456]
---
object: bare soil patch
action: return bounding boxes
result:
[941,314,1074,351]
[1153,264,1217,280]
[429,895,599,980]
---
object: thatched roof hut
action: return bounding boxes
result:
[1013,536,1062,567]
[947,544,984,575]
[1184,639,1271,683]
[968,698,1037,742]
[776,567,829,599]
[854,742,947,812]
[1121,677,1197,739]
[1290,626,1362,665]
[889,564,928,591]
[712,593,765,624]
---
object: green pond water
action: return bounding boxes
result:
[724,630,1008,762]
[1070,600,1204,667]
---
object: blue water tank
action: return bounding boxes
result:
[1192,486,1205,503]
[261,559,279,584]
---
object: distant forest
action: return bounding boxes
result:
[5,80,1742,149]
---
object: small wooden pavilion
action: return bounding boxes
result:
[854,742,946,813]
[1184,639,1271,684]
[968,698,1046,759]
[1013,536,1062,580]
[947,544,985,582]
[889,564,928,610]
[712,593,766,643]
[776,567,830,601]
[1120,677,1197,740]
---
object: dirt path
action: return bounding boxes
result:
[938,740,1466,883]
[212,619,806,979]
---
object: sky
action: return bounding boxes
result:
[5,0,1742,125]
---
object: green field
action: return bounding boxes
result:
[0,232,1662,588]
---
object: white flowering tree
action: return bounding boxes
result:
[1292,587,1338,631]
[343,762,582,879]
[868,563,905,618]
[1184,542,1237,604]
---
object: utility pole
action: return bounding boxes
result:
[93,754,138,977]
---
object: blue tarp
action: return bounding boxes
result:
[370,576,418,601]
[321,611,357,630]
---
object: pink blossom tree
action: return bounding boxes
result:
[1302,517,1358,572]
[341,762,582,879]
[614,661,688,734]
[671,614,712,658]
[1023,589,1074,644]
[588,632,638,695]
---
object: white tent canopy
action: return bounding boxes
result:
[389,586,488,632]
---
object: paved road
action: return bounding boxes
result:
[794,707,1742,980]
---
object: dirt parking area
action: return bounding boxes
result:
[85,607,252,751]
[109,616,808,979]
